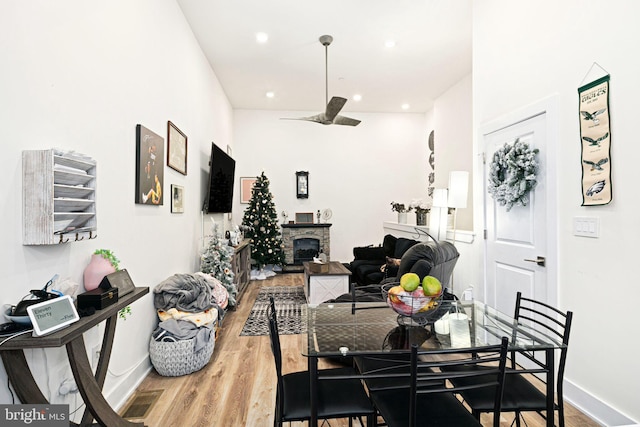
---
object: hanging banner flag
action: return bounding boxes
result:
[578,75,612,206]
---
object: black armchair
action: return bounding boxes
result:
[385,239,460,289]
[333,239,460,304]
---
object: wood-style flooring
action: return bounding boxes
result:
[122,274,600,427]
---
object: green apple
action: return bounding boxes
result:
[422,276,442,296]
[400,273,420,292]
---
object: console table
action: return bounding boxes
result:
[0,287,149,427]
[231,240,251,303]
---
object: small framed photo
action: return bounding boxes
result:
[240,177,257,204]
[171,184,184,213]
[296,171,309,199]
[167,121,187,175]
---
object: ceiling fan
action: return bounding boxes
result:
[283,35,361,126]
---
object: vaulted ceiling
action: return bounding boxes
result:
[177,0,472,114]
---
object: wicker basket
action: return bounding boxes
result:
[149,330,215,377]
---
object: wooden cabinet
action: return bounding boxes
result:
[23,149,97,245]
[231,240,251,302]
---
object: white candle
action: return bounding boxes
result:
[434,313,450,335]
[449,312,471,348]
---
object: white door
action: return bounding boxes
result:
[482,99,557,317]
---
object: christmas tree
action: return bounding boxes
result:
[241,172,286,269]
[201,221,237,307]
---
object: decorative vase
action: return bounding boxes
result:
[83,254,116,291]
[397,212,408,224]
[416,211,428,226]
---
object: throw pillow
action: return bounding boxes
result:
[383,234,398,257]
[394,238,418,258]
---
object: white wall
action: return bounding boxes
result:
[232,110,430,261]
[0,0,233,416]
[433,74,474,230]
[474,1,640,424]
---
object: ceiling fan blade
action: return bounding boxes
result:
[280,114,324,124]
[333,115,361,126]
[325,96,347,122]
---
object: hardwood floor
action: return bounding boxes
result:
[123,274,599,427]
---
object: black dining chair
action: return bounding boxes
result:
[266,297,375,427]
[446,292,573,427]
[366,337,509,427]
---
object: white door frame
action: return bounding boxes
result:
[478,95,559,309]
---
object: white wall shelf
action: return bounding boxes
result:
[23,149,97,245]
[382,221,475,244]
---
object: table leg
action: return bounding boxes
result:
[545,348,555,427]
[1,351,48,404]
[67,334,143,427]
[80,315,117,426]
[309,356,318,427]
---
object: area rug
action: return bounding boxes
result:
[239,286,307,336]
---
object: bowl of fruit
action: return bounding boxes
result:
[381,273,443,325]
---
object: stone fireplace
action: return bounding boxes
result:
[281,223,331,265]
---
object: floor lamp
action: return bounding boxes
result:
[429,188,449,242]
[448,171,469,245]
[447,171,469,292]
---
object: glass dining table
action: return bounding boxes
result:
[300,300,565,427]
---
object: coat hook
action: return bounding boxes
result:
[75,233,84,241]
[89,231,97,240]
[59,234,69,244]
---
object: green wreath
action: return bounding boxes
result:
[488,139,539,211]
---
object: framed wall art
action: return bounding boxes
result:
[296,171,309,199]
[240,177,257,204]
[171,184,184,213]
[579,74,612,206]
[135,124,164,205]
[167,121,187,175]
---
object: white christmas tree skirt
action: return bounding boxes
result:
[250,265,278,280]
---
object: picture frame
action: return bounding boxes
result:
[240,177,257,204]
[296,171,309,199]
[167,121,187,175]
[99,269,136,297]
[171,184,184,213]
[295,212,314,224]
[135,124,164,205]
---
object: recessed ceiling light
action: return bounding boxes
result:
[401,103,410,110]
[353,94,362,102]
[385,40,396,48]
[266,91,275,98]
[256,32,269,43]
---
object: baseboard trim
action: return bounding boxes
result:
[565,379,637,426]
[109,357,153,413]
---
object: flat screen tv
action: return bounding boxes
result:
[203,142,235,213]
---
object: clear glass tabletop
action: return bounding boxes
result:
[301,300,565,357]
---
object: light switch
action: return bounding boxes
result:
[573,216,599,238]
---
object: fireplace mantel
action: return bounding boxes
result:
[281,223,332,228]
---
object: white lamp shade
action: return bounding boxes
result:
[432,188,448,208]
[448,171,469,209]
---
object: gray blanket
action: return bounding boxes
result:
[153,319,214,352]
[153,273,215,312]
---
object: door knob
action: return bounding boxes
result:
[524,256,546,267]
